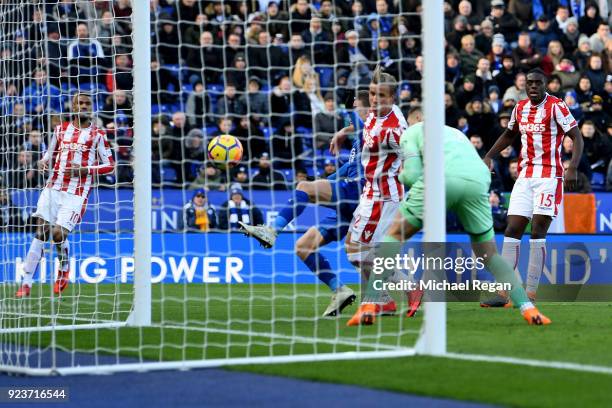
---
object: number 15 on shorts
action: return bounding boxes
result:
[539,193,553,208]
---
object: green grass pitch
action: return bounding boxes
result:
[3,284,612,407]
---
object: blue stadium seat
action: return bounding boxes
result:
[591,172,605,191]
[205,125,218,136]
[283,170,294,183]
[315,67,334,88]
[160,165,178,182]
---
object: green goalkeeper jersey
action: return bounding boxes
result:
[398,122,490,188]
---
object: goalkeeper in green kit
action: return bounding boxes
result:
[347,109,551,327]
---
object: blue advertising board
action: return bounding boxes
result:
[1,233,610,285]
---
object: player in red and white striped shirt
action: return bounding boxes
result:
[16,93,115,298]
[483,69,584,305]
[344,69,410,315]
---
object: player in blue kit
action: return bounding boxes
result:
[241,92,369,316]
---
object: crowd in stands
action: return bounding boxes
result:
[0,0,611,211]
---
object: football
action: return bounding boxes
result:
[207,134,243,168]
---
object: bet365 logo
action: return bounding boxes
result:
[519,123,546,133]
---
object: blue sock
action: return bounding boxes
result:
[303,253,341,291]
[273,190,309,232]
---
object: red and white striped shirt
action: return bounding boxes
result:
[507,93,577,179]
[43,122,114,197]
[361,104,408,201]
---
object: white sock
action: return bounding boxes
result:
[526,239,546,296]
[519,302,535,313]
[57,239,70,273]
[23,238,44,286]
[501,237,522,284]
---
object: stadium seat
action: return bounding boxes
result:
[315,67,334,88]
[160,165,178,182]
[591,173,605,191]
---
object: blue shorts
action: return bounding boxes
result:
[318,179,361,243]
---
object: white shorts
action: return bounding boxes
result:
[507,177,563,219]
[32,188,86,232]
[349,199,400,246]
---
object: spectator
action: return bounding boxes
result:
[106,54,133,92]
[152,57,181,104]
[186,30,222,85]
[541,41,564,76]
[100,90,133,129]
[489,190,508,232]
[225,53,249,92]
[67,23,108,84]
[189,162,227,191]
[493,54,518,95]
[231,165,250,189]
[8,148,38,189]
[22,129,46,163]
[445,92,462,128]
[458,0,482,32]
[493,144,516,186]
[581,120,612,174]
[183,128,207,182]
[375,36,399,78]
[487,34,506,74]
[271,122,304,168]
[182,189,217,232]
[564,90,584,122]
[530,15,558,55]
[446,15,470,52]
[589,23,610,53]
[239,77,269,122]
[248,30,288,83]
[475,19,495,55]
[292,54,317,90]
[504,158,520,191]
[585,92,610,133]
[301,16,333,65]
[502,72,527,104]
[156,13,181,65]
[456,75,478,110]
[445,52,462,88]
[186,82,211,128]
[469,135,486,158]
[487,85,503,114]
[290,0,313,36]
[574,35,593,71]
[466,97,496,144]
[546,75,563,98]
[294,168,309,186]
[252,152,287,190]
[215,82,246,118]
[314,93,343,150]
[22,68,62,114]
[459,34,484,76]
[223,33,244,68]
[270,75,292,128]
[474,57,494,94]
[322,159,336,178]
[294,74,324,129]
[576,76,594,107]
[218,184,264,231]
[579,3,604,37]
[585,53,606,93]
[405,55,423,100]
[561,135,592,178]
[552,5,571,33]
[560,17,580,53]
[486,0,520,42]
[266,2,289,39]
[232,116,267,163]
[288,34,307,64]
[182,14,211,47]
[553,57,580,90]
[562,160,592,193]
[513,31,541,71]
[0,189,23,231]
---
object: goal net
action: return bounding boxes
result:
[1,0,444,375]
